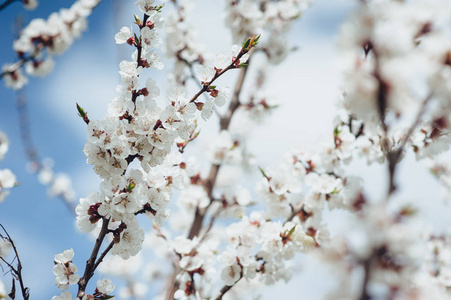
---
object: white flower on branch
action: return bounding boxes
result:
[53,249,79,291]
[51,291,72,300]
[115,26,133,44]
[96,278,115,294]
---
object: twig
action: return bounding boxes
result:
[76,218,111,299]
[187,49,251,105]
[385,93,433,197]
[76,13,157,297]
[286,201,305,223]
[131,13,150,105]
[187,55,252,239]
[211,279,242,300]
[0,0,19,12]
[358,256,372,300]
[166,57,252,298]
[0,224,30,300]
[93,241,114,271]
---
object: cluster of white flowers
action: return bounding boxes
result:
[172,235,218,299]
[2,0,101,90]
[22,0,38,10]
[50,0,264,297]
[340,0,451,161]
[53,249,80,291]
[0,131,16,202]
[219,214,313,287]
[225,0,310,63]
[319,203,441,299]
[52,278,116,300]
[40,0,451,299]
[165,0,206,86]
[77,4,249,245]
[29,157,76,205]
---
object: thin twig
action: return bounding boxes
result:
[286,201,305,223]
[93,241,114,271]
[385,93,433,197]
[187,50,250,105]
[0,224,30,300]
[187,55,252,239]
[0,0,19,12]
[211,280,242,300]
[76,218,111,298]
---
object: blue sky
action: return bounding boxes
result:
[1,0,447,299]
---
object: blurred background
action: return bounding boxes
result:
[0,0,448,298]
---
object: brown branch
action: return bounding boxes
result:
[0,0,19,11]
[76,218,111,299]
[165,53,253,300]
[131,13,150,106]
[212,276,242,300]
[93,240,114,271]
[76,12,165,298]
[371,42,433,197]
[187,56,252,239]
[385,93,433,196]
[187,49,250,105]
[220,62,250,130]
[358,250,376,300]
[0,224,29,300]
[286,201,305,223]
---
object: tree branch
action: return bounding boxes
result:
[187,49,250,105]
[211,279,242,300]
[0,0,20,13]
[0,224,29,300]
[76,218,111,299]
[187,56,252,240]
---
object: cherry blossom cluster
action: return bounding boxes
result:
[22,0,38,10]
[29,0,451,299]
[2,0,101,90]
[79,12,253,235]
[49,0,262,297]
[0,131,17,202]
[165,0,207,86]
[30,158,76,206]
[340,0,451,163]
[421,232,451,294]
[225,0,310,63]
[53,249,79,291]
[319,202,442,299]
[53,276,116,300]
[219,215,312,287]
